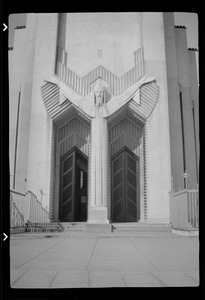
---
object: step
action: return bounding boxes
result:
[111,223,172,232]
[112,222,171,227]
[60,222,86,232]
[84,224,112,233]
[60,222,172,233]
[10,227,25,234]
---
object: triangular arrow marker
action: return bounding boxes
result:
[3,233,8,241]
[3,23,8,32]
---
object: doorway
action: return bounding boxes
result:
[59,147,88,222]
[111,147,140,222]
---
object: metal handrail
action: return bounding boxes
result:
[10,193,24,228]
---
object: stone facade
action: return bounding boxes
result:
[9,13,199,224]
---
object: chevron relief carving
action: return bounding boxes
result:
[55,46,145,97]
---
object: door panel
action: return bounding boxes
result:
[126,152,138,221]
[111,148,139,222]
[59,148,88,222]
[127,154,136,173]
[112,151,125,222]
[75,153,88,221]
[127,169,136,188]
[60,152,75,222]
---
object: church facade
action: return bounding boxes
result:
[9,13,199,224]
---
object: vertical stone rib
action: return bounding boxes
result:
[55,46,146,97]
[107,126,110,220]
[77,75,80,94]
[141,47,145,76]
[143,124,147,220]
[79,78,82,95]
[64,51,67,67]
[82,80,85,96]
[96,66,99,78]
[65,67,68,84]
[84,76,88,95]
[105,69,108,82]
[102,66,105,81]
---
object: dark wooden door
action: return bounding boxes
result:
[125,151,139,221]
[59,148,88,222]
[112,150,125,222]
[60,151,75,222]
[111,147,139,222]
[75,153,88,221]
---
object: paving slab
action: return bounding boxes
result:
[10,269,28,285]
[184,271,200,283]
[87,257,156,272]
[151,271,199,287]
[88,271,126,287]
[51,271,88,288]
[10,234,199,288]
[87,237,156,271]
[129,237,199,271]
[11,231,186,238]
[18,256,90,271]
[120,271,163,287]
[11,270,57,288]
[10,238,66,269]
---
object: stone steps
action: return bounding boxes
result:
[112,223,172,232]
[60,222,172,233]
[61,222,86,232]
[10,227,26,234]
[11,222,174,237]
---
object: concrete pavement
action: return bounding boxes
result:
[10,232,199,288]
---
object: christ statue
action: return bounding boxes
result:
[90,81,109,207]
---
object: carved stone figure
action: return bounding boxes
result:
[90,81,108,209]
[55,75,154,118]
[94,82,105,107]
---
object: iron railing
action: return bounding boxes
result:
[10,192,25,228]
[187,189,199,229]
[10,190,50,229]
[170,188,198,231]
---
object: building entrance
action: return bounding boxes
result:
[111,147,140,222]
[59,147,88,222]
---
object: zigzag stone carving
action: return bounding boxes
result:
[55,46,145,97]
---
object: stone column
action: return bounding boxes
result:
[88,114,109,224]
[88,82,109,224]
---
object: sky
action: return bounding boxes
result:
[8,13,198,49]
[174,12,198,49]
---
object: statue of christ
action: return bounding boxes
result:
[90,81,109,207]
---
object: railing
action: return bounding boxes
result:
[10,192,25,228]
[10,190,50,230]
[169,188,198,231]
[26,222,64,233]
[187,189,199,229]
[27,191,50,223]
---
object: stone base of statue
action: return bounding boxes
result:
[87,206,109,224]
[86,206,111,232]
[84,223,113,233]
